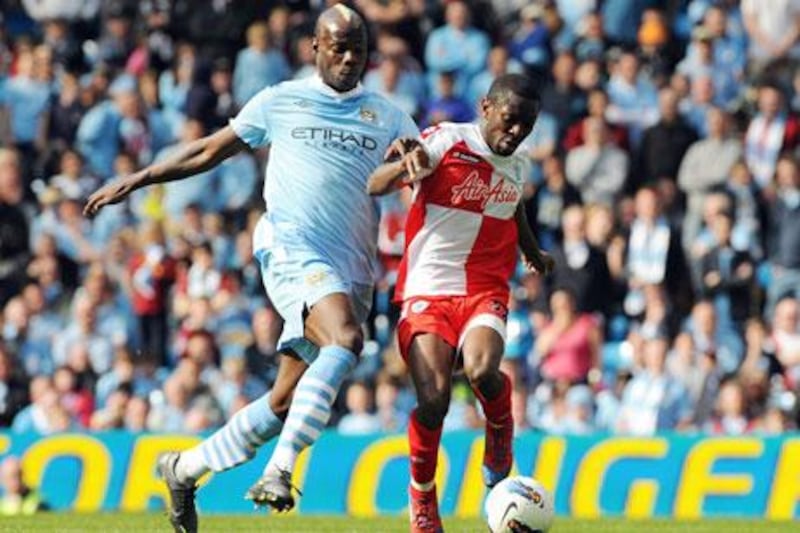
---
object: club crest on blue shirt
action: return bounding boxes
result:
[359,107,377,123]
[305,271,328,286]
[410,300,429,314]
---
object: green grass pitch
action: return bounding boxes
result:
[0,514,797,532]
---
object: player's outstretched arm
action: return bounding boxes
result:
[83,126,247,217]
[367,157,411,196]
[367,144,431,196]
[515,203,554,276]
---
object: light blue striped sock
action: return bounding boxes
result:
[265,345,356,474]
[177,391,282,480]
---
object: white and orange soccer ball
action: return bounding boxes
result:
[485,476,555,533]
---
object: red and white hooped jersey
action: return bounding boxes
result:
[394,122,527,302]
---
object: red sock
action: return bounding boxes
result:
[474,372,512,425]
[408,409,442,487]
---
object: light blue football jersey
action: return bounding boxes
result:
[231,75,419,284]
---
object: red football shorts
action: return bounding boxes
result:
[397,290,509,360]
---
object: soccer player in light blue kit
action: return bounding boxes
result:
[84,6,418,532]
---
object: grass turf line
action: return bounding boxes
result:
[0,514,796,532]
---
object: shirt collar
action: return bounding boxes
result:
[310,73,364,100]
[468,122,525,159]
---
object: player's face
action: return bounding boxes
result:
[480,94,538,156]
[314,24,368,92]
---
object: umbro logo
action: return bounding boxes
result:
[293,99,313,108]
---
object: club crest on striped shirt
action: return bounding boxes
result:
[305,271,328,286]
[359,107,377,123]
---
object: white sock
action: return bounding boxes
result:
[410,479,435,492]
[176,449,209,483]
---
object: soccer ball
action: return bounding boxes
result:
[485,476,554,533]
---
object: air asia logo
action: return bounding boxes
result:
[291,127,378,152]
[450,170,519,208]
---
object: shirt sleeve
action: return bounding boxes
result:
[229,86,276,148]
[419,124,457,168]
[396,110,420,140]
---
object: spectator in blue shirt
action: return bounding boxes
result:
[696,5,747,82]
[363,55,421,118]
[2,296,48,377]
[232,21,290,107]
[573,11,609,63]
[291,34,317,80]
[423,0,489,98]
[606,50,659,146]
[616,336,694,434]
[681,75,716,137]
[518,110,559,183]
[555,0,598,47]
[52,293,114,375]
[510,4,552,75]
[466,45,522,109]
[78,262,136,350]
[158,44,195,114]
[214,357,267,417]
[677,27,740,108]
[375,372,410,432]
[216,151,258,214]
[683,299,744,375]
[94,348,136,408]
[0,50,50,153]
[338,380,381,435]
[602,0,655,46]
[95,4,136,70]
[422,71,473,127]
[11,376,67,434]
[77,74,173,179]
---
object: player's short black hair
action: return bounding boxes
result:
[487,73,541,107]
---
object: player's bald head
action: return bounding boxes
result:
[313,4,369,92]
[315,4,366,39]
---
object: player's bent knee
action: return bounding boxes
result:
[329,324,364,355]
[418,390,450,426]
[464,358,502,389]
[269,389,293,418]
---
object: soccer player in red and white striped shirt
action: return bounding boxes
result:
[368,74,553,533]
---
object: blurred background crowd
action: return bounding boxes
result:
[0,0,799,438]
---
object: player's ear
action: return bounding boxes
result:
[312,37,319,53]
[479,97,492,120]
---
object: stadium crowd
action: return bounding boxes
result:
[0,0,799,438]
